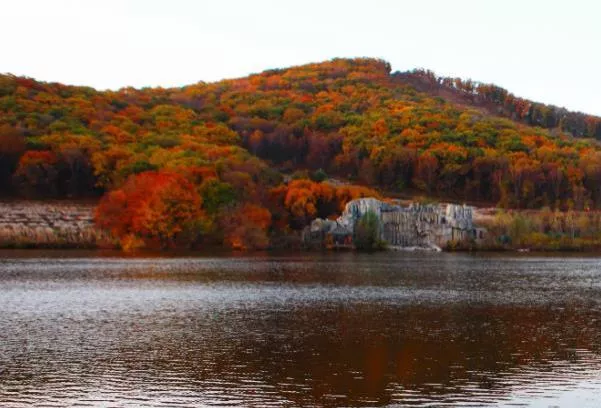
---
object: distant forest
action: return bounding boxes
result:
[2,58,601,249]
[395,69,601,139]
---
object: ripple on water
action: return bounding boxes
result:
[2,252,601,406]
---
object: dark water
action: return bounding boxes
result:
[1,251,601,407]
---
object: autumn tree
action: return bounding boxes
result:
[271,179,379,230]
[0,125,26,194]
[13,151,59,198]
[413,153,439,194]
[95,171,206,250]
[219,203,271,250]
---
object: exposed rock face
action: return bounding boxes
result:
[337,197,394,231]
[379,203,475,248]
[304,197,483,250]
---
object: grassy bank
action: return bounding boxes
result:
[471,208,601,252]
[0,227,114,249]
[0,201,116,249]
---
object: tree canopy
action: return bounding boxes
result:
[2,58,601,248]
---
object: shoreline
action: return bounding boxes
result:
[2,243,601,254]
[2,200,601,254]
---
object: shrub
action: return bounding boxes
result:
[310,168,328,183]
[354,210,385,251]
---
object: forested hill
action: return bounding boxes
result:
[2,58,601,248]
[394,69,601,139]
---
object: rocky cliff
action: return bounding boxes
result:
[304,198,484,250]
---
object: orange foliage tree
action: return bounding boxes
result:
[219,203,271,250]
[271,179,380,229]
[12,151,59,198]
[95,171,205,250]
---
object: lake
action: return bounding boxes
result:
[1,251,601,407]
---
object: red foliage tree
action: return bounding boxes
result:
[220,203,271,250]
[12,151,59,198]
[95,171,205,249]
[413,154,439,194]
[271,179,380,229]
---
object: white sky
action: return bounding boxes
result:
[2,0,600,115]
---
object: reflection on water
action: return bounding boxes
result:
[1,251,601,407]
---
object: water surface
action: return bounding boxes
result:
[1,251,601,407]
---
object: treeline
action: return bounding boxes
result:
[395,69,601,139]
[2,58,601,249]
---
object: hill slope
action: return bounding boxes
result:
[2,58,601,248]
[394,69,601,139]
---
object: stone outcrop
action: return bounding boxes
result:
[304,198,484,250]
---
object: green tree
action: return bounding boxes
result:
[310,168,327,183]
[200,179,237,214]
[354,210,384,251]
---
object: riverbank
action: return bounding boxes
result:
[3,201,601,253]
[0,201,114,249]
[471,207,601,252]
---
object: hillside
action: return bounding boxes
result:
[2,58,601,249]
[394,69,601,139]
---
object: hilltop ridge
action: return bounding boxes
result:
[394,68,601,138]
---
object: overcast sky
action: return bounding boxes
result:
[2,0,600,115]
